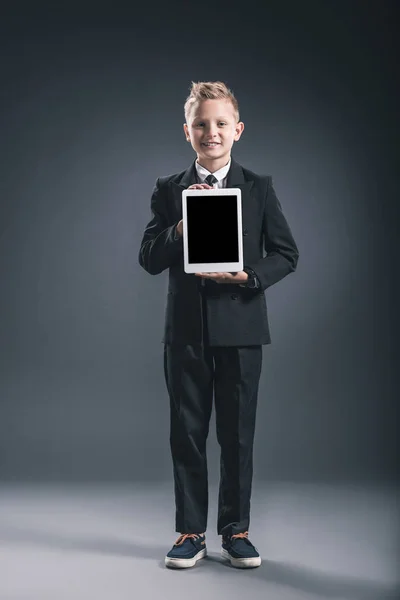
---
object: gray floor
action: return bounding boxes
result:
[0,482,398,600]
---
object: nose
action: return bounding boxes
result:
[206,124,218,137]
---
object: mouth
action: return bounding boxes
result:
[201,142,221,148]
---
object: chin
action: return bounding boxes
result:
[198,149,225,159]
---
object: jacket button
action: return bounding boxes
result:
[231,294,238,300]
[243,228,248,236]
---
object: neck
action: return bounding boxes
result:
[196,155,231,173]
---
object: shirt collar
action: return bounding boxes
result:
[195,158,231,183]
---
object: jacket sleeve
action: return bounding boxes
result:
[138,178,183,275]
[239,266,261,288]
[246,176,299,291]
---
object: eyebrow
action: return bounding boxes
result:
[193,116,230,120]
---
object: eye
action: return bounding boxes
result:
[195,122,204,127]
[219,122,227,126]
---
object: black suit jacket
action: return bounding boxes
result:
[138,157,299,346]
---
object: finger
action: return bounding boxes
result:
[218,273,234,283]
[188,184,213,189]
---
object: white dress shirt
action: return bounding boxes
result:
[195,159,231,188]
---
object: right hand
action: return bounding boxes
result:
[176,183,213,237]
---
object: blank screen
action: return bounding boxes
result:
[187,195,239,263]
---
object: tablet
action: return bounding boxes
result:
[182,187,243,274]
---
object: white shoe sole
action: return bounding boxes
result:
[165,547,207,568]
[221,547,261,568]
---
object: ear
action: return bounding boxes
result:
[234,121,244,141]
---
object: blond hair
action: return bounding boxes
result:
[184,81,240,123]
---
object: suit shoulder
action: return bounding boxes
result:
[155,169,187,188]
[241,166,272,185]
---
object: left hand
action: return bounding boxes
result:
[195,271,249,284]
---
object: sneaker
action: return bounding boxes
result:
[165,533,207,568]
[221,531,261,568]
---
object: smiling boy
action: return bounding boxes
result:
[139,81,299,569]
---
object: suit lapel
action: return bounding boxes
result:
[169,156,254,220]
[226,158,254,211]
[169,161,197,219]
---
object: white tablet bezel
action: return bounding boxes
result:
[182,187,243,274]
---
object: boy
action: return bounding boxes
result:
[138,81,299,569]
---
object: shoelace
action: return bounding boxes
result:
[231,531,249,540]
[174,533,202,546]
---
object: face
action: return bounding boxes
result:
[183,99,244,171]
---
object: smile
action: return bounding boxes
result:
[202,143,220,147]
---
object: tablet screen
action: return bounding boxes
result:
[187,194,239,263]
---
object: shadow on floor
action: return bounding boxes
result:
[1,523,398,599]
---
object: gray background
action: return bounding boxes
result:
[0,1,398,484]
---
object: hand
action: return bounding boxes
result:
[195,271,249,284]
[187,184,213,190]
[176,184,213,238]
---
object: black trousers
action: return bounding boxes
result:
[163,293,262,536]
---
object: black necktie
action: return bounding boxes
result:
[205,174,218,186]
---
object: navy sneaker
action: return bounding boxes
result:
[221,531,261,568]
[165,533,207,568]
